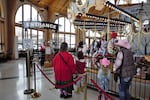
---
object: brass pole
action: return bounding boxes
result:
[34,63,36,91]
[83,20,85,41]
[107,8,110,41]
[31,62,41,98]
[84,73,87,100]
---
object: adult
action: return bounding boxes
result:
[40,41,46,66]
[77,41,88,56]
[53,42,76,98]
[113,39,136,100]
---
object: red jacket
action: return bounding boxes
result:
[53,51,76,81]
[76,60,85,74]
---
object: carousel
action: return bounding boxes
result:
[67,0,150,99]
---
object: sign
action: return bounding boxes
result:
[45,47,51,54]
[23,21,58,32]
[23,39,33,49]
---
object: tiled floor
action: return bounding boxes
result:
[0,58,118,100]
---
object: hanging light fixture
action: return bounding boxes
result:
[76,0,87,8]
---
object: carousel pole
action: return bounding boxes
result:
[107,8,110,41]
[83,20,86,41]
[118,15,121,39]
[94,21,96,40]
[84,73,87,100]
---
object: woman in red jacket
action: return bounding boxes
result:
[53,42,76,98]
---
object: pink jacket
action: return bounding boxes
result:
[53,51,76,81]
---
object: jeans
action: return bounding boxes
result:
[118,77,132,100]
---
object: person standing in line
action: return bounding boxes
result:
[53,42,76,98]
[75,51,86,94]
[113,40,136,100]
[97,58,111,100]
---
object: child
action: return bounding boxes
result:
[97,58,111,100]
[75,51,86,93]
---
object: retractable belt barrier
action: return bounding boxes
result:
[31,62,114,100]
[35,64,83,89]
[90,78,114,100]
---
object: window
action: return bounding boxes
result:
[85,30,101,47]
[53,17,76,49]
[15,4,43,50]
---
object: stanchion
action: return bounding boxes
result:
[24,49,34,94]
[31,62,41,98]
[84,73,87,100]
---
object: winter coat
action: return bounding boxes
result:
[53,51,76,81]
[76,58,86,74]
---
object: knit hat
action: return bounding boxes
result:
[111,32,117,38]
[100,58,110,67]
[114,39,131,49]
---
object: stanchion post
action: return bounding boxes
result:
[24,49,34,94]
[31,62,41,98]
[84,73,87,100]
[33,63,37,92]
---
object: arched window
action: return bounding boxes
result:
[15,4,43,50]
[52,17,76,49]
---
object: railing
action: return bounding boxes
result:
[85,56,150,100]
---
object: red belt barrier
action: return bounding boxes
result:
[36,64,82,89]
[90,79,114,100]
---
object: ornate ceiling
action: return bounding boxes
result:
[26,0,142,21]
[27,0,69,16]
[26,0,149,32]
[26,0,129,17]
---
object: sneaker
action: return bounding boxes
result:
[80,87,84,92]
[75,88,80,94]
[63,94,72,99]
[60,93,64,98]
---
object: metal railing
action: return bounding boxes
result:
[85,57,150,100]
